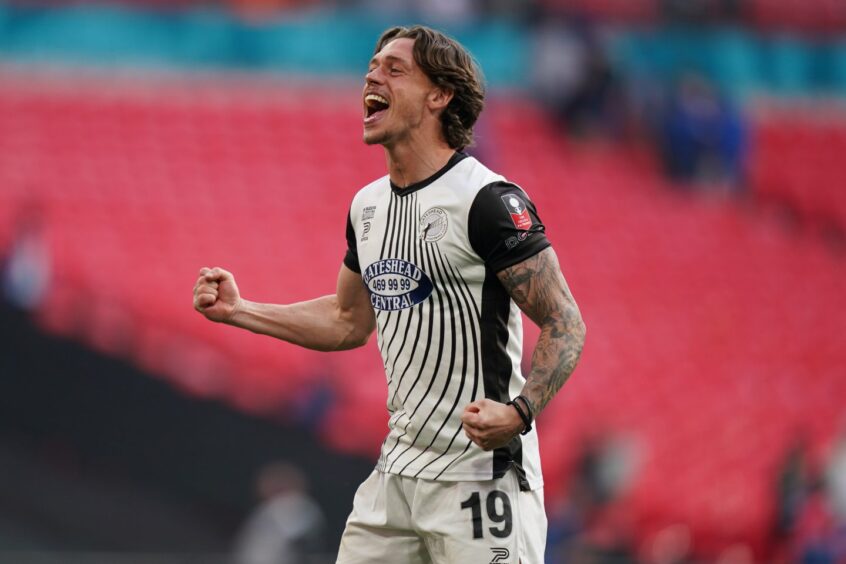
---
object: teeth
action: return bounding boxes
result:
[365,94,389,107]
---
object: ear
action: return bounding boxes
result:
[427,86,454,113]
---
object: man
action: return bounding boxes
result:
[193,25,586,563]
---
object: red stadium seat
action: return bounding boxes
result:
[750,108,846,232]
[0,74,844,561]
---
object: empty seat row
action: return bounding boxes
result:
[1,74,843,560]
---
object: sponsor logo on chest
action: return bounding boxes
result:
[362,259,434,311]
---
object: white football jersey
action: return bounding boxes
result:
[344,153,551,491]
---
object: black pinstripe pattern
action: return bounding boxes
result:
[413,249,480,477]
[386,236,451,473]
[355,155,544,489]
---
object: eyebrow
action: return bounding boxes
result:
[369,54,412,68]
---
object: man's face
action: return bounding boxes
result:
[362,37,437,147]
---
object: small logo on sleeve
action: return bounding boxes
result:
[500,194,532,230]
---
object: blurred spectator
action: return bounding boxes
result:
[546,495,586,563]
[768,432,846,564]
[530,12,621,139]
[824,429,846,562]
[415,0,479,25]
[352,0,480,24]
[233,461,326,564]
[1,201,51,312]
[584,503,638,564]
[643,524,693,564]
[659,73,747,193]
[826,428,846,522]
[661,0,743,24]
[230,0,319,22]
[547,433,640,563]
[661,0,708,22]
[790,477,837,563]
[774,437,812,544]
[480,0,537,21]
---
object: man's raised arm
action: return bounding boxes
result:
[192,264,376,352]
[461,246,585,450]
[498,246,586,417]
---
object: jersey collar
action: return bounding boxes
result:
[389,151,468,196]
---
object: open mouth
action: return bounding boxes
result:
[364,93,390,122]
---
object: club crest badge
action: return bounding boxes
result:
[419,207,448,242]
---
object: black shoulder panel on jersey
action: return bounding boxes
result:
[343,209,361,273]
[468,181,552,273]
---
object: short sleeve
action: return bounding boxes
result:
[468,181,551,272]
[343,209,361,273]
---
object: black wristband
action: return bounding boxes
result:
[513,395,534,424]
[507,398,533,435]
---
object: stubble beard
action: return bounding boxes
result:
[363,109,424,149]
[363,128,390,146]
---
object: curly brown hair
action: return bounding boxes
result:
[374,26,485,150]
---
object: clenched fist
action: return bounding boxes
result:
[193,267,241,323]
[461,398,525,451]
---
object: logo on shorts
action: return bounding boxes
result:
[489,547,510,563]
[362,259,433,311]
[419,207,448,242]
[500,194,532,231]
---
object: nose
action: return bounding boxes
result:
[366,66,384,85]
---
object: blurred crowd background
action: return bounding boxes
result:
[1,0,845,563]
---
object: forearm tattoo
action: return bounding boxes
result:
[497,247,586,417]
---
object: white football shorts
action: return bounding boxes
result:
[336,468,546,564]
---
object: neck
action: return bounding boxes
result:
[384,137,456,189]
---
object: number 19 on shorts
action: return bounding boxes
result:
[460,490,513,539]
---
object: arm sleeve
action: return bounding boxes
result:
[468,181,552,273]
[343,209,361,273]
